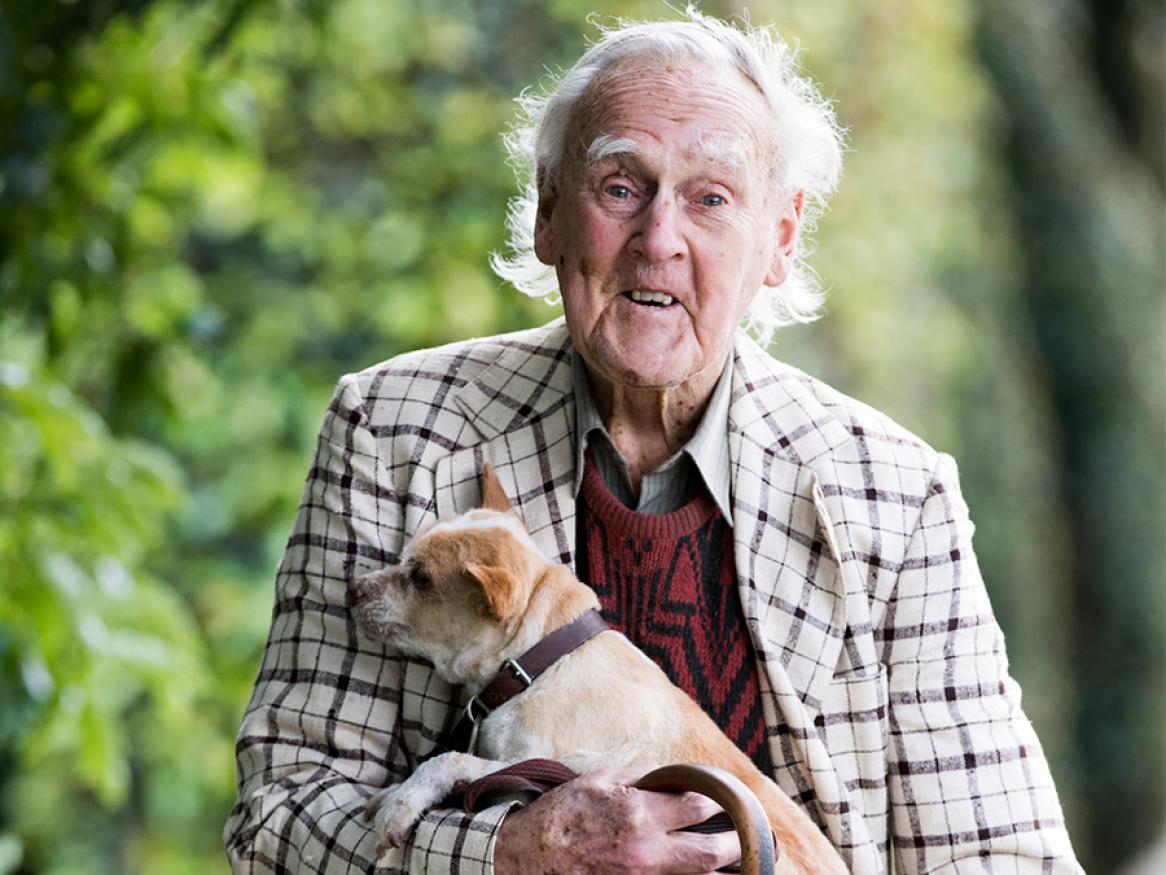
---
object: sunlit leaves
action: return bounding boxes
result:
[0,362,199,818]
[0,836,22,875]
[0,2,539,868]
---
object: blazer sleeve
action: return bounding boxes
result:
[223,374,510,874]
[885,453,1084,874]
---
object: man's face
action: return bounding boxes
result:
[535,58,802,394]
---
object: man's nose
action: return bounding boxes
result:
[628,194,686,264]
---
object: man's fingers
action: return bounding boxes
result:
[653,789,726,831]
[578,766,731,833]
[496,770,747,875]
[663,828,742,874]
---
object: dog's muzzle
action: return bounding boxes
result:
[348,570,388,607]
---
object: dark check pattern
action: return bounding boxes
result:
[225,318,1083,874]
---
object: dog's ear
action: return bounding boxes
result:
[480,463,514,513]
[464,561,522,620]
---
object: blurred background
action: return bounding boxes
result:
[0,0,1162,872]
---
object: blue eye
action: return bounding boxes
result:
[606,184,632,199]
[701,194,726,207]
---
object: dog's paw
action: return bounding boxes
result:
[363,786,389,821]
[370,782,432,849]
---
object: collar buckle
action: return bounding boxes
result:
[501,658,533,688]
[425,610,609,761]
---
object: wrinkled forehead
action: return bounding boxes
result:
[566,55,777,171]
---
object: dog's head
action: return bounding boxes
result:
[347,465,551,685]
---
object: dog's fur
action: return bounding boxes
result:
[348,467,847,874]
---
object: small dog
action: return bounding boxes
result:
[348,466,847,874]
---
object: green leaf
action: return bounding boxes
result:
[0,835,23,875]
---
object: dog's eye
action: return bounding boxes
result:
[410,567,433,591]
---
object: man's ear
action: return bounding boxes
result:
[533,184,558,266]
[481,463,514,513]
[764,189,805,288]
[464,561,522,620]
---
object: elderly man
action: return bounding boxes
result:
[225,10,1083,875]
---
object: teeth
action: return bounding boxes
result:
[629,290,675,306]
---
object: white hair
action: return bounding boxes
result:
[489,5,846,344]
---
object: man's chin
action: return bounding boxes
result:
[586,334,696,388]
[596,358,696,394]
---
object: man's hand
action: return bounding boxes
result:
[493,766,742,874]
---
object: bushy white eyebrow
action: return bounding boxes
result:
[585,131,749,170]
[689,132,749,168]
[586,134,638,164]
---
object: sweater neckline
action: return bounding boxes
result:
[580,451,720,538]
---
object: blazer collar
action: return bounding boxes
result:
[451,320,855,466]
[438,319,578,566]
[452,318,575,442]
[727,331,854,468]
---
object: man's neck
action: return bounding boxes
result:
[588,368,719,492]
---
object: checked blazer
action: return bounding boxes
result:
[225,318,1083,874]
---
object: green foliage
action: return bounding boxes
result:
[0,0,1160,872]
[0,1,560,869]
[0,339,216,867]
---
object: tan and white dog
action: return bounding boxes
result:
[348,466,848,875]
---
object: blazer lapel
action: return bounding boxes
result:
[434,319,579,567]
[728,333,859,711]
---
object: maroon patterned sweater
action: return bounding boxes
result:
[575,454,773,773]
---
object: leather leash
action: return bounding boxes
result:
[427,609,609,758]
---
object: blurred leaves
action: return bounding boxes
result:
[0,0,553,869]
[0,836,21,875]
[0,350,202,816]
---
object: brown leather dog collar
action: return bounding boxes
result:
[430,609,609,758]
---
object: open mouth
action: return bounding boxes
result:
[625,290,677,308]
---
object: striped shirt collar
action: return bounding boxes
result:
[572,348,734,521]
